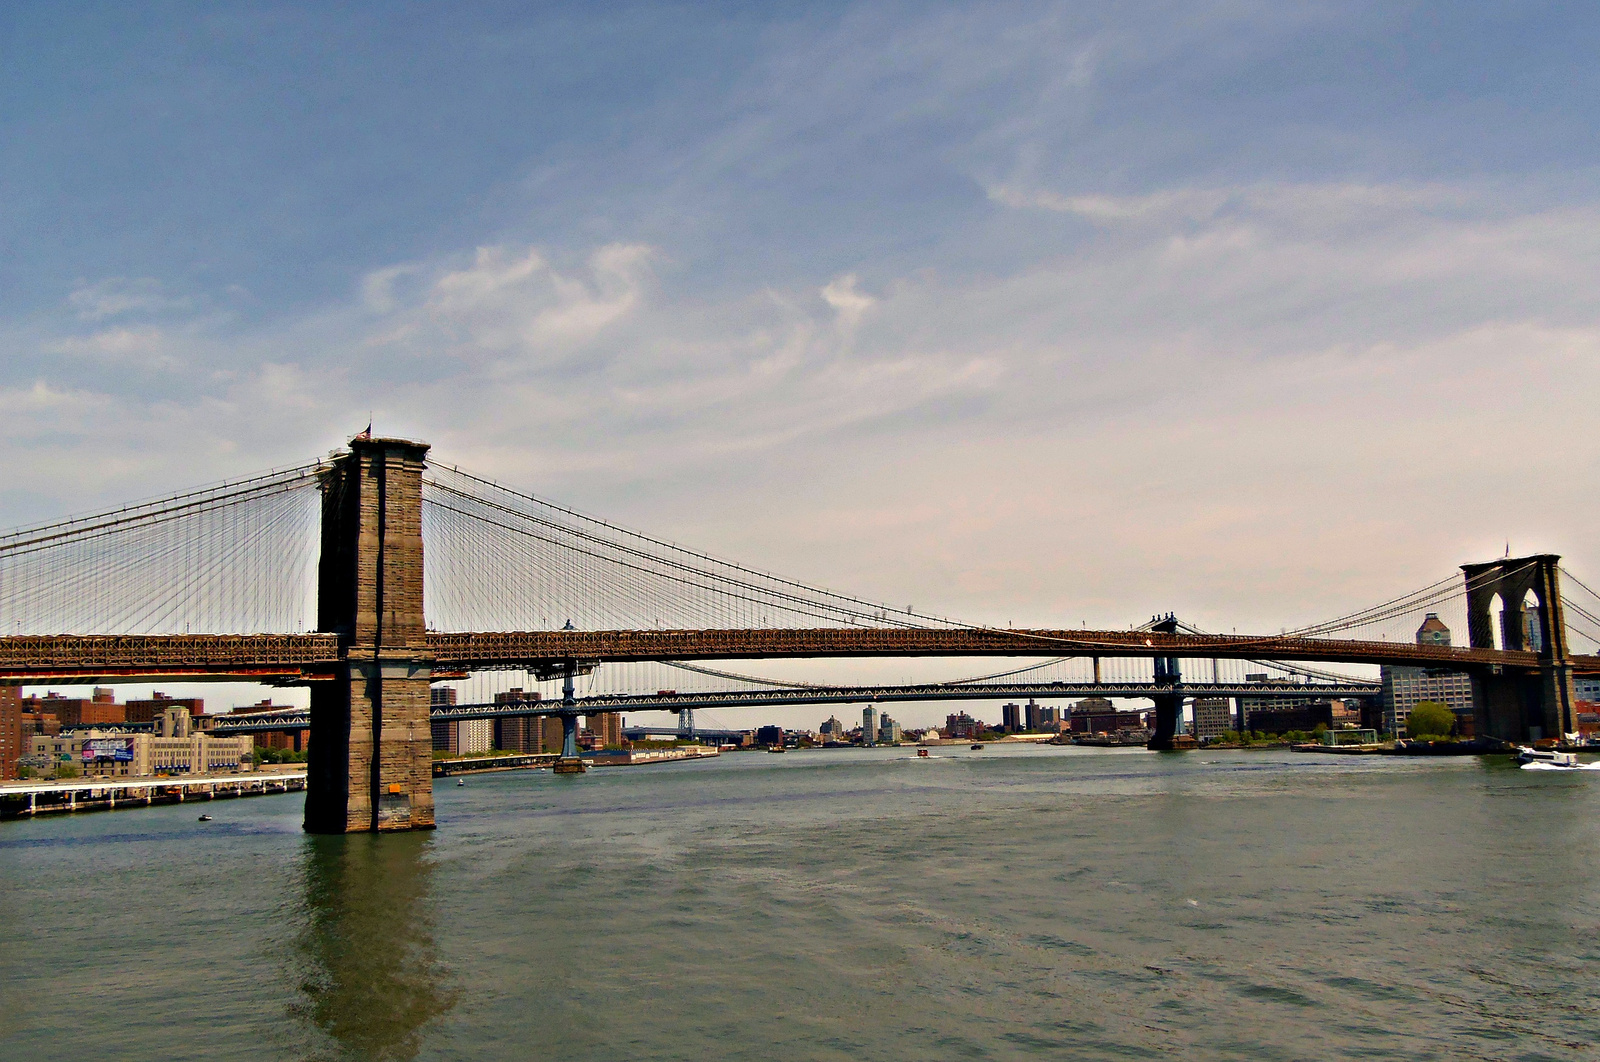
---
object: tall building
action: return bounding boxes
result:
[1001,702,1023,733]
[457,719,493,755]
[1191,698,1231,740]
[1381,613,1473,735]
[862,706,878,746]
[588,712,623,749]
[1576,677,1600,702]
[432,687,460,708]
[818,716,847,742]
[0,687,21,780]
[493,716,541,754]
[878,714,903,743]
[539,716,566,754]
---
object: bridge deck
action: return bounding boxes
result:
[0,629,1592,684]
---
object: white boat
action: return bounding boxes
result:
[1515,747,1599,771]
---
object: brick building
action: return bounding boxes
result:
[125,692,205,724]
[25,689,125,728]
[0,687,21,780]
[587,712,623,749]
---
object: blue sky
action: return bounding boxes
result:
[4,1,1600,686]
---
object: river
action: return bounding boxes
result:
[3,745,1598,1060]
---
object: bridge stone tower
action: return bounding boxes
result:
[305,437,436,833]
[1461,554,1578,742]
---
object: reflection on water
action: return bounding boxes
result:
[291,833,457,1061]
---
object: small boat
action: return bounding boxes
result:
[197,814,213,822]
[457,779,465,786]
[970,743,984,751]
[768,745,787,753]
[916,748,929,758]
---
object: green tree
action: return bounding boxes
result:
[1406,701,1456,740]
[56,761,81,779]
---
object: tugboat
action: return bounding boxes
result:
[970,743,984,751]
[916,748,930,758]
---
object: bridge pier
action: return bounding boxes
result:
[554,662,586,774]
[1147,616,1183,750]
[1462,555,1578,742]
[306,437,436,833]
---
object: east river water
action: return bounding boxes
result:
[3,745,1599,1061]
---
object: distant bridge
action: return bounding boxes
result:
[207,678,1381,735]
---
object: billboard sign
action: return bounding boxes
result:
[82,737,135,762]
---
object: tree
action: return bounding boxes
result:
[1406,701,1455,740]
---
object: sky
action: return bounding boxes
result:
[4,2,1599,724]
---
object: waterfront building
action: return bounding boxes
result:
[1575,677,1600,702]
[1380,614,1473,735]
[818,716,847,742]
[878,715,904,743]
[31,707,253,778]
[1247,702,1335,735]
[944,711,981,739]
[1191,697,1231,740]
[863,706,878,746]
[1069,706,1148,734]
[756,725,785,747]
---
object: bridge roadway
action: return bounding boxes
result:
[206,679,1382,734]
[0,628,1592,685]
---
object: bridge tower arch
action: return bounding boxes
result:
[1461,554,1577,742]
[305,437,436,833]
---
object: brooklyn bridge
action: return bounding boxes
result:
[3,436,1596,832]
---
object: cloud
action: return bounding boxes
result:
[362,242,655,373]
[45,327,182,371]
[820,274,876,329]
[67,278,190,321]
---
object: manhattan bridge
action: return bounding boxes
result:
[3,436,1597,831]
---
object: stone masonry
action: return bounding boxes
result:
[305,437,435,832]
